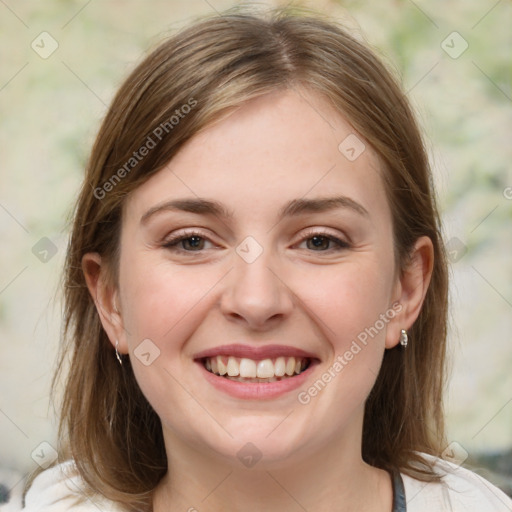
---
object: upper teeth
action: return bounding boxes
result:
[204,356,308,378]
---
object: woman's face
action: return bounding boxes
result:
[100,89,417,468]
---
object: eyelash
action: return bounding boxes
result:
[161,229,351,254]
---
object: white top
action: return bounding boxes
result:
[401,453,512,511]
[3,453,511,511]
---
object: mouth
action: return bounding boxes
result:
[193,344,319,399]
[201,355,311,383]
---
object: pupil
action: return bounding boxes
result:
[310,236,328,250]
[186,236,202,249]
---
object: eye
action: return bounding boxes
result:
[162,230,215,252]
[297,230,351,252]
[161,229,350,254]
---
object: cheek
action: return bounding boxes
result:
[293,257,396,410]
[119,255,223,354]
[298,259,394,348]
[118,261,222,427]
[288,260,396,437]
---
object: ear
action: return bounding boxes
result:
[385,236,434,349]
[82,252,128,354]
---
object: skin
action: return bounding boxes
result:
[84,88,433,511]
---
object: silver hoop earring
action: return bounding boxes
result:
[115,340,123,366]
[399,329,408,348]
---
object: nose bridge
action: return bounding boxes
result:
[221,235,293,326]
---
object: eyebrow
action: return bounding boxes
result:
[140,195,369,224]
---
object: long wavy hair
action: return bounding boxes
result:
[27,8,449,511]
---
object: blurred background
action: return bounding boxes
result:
[0,0,511,504]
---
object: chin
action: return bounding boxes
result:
[203,419,315,470]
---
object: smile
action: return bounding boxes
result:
[193,344,319,399]
[203,356,310,382]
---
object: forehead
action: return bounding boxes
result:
[124,88,390,227]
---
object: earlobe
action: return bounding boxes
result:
[82,252,127,353]
[385,236,434,349]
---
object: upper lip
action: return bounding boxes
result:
[193,343,319,361]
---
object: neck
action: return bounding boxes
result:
[152,421,393,511]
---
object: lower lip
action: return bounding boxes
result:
[197,361,317,400]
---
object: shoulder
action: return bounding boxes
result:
[20,461,125,512]
[403,452,512,512]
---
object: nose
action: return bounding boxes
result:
[220,244,294,330]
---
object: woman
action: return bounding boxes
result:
[18,8,512,512]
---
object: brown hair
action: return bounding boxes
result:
[34,7,448,510]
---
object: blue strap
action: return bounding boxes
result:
[392,469,407,511]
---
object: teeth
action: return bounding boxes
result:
[204,355,309,379]
[227,356,239,377]
[217,357,227,376]
[274,357,286,377]
[285,357,295,376]
[226,376,279,383]
[239,358,257,378]
[256,359,274,378]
